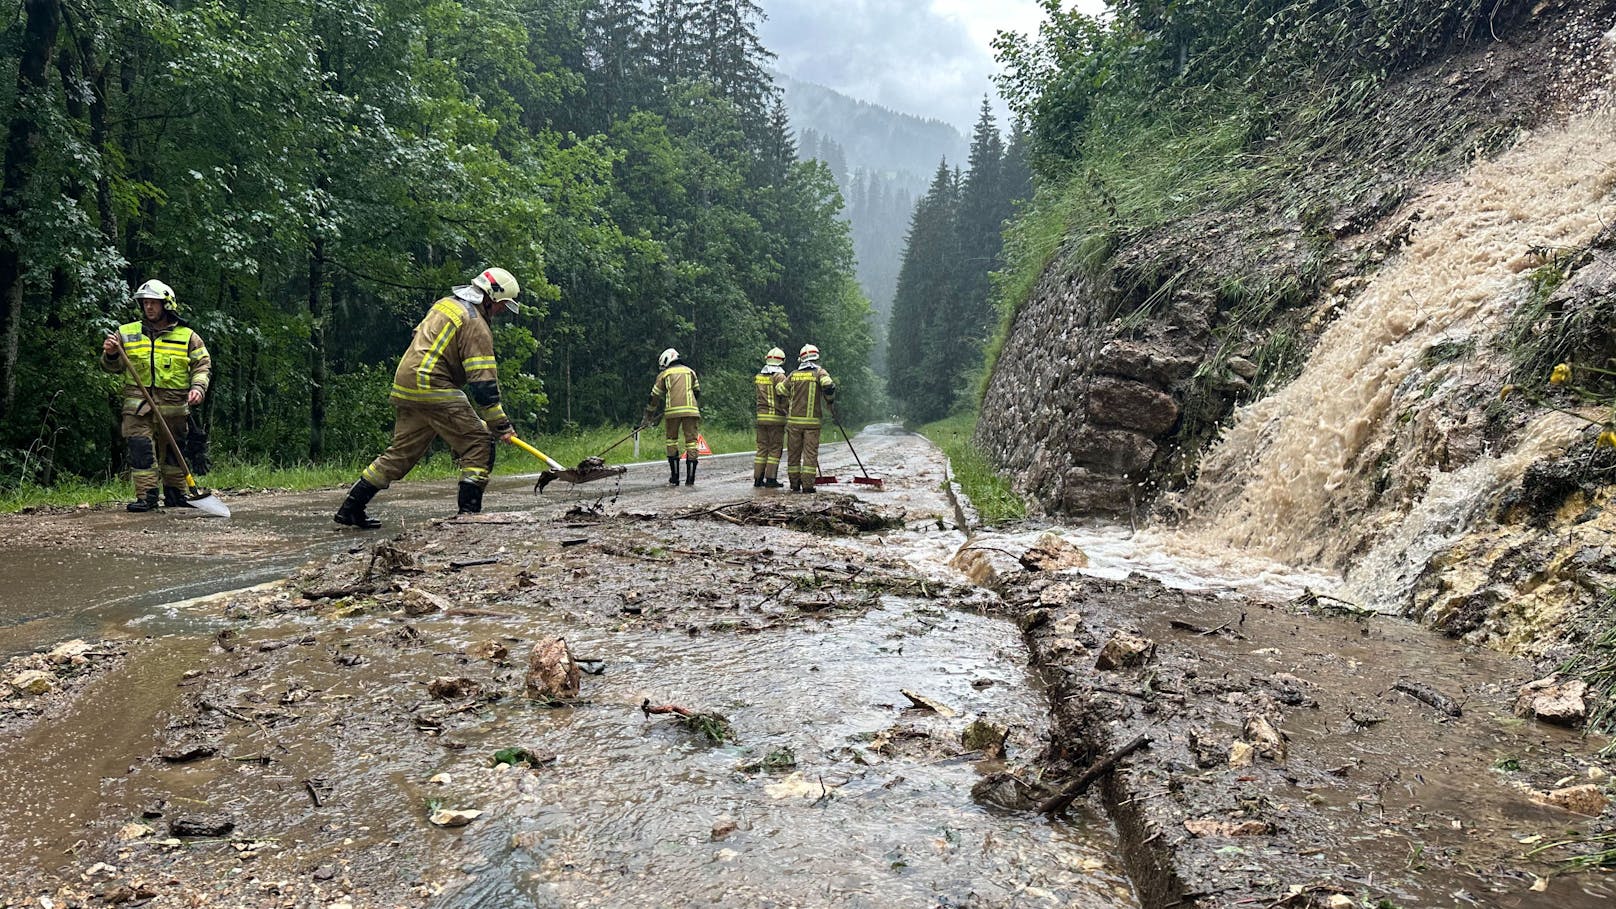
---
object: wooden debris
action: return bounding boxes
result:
[1393,679,1463,717]
[1039,734,1151,816]
[900,689,957,717]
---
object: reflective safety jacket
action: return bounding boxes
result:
[649,364,700,418]
[105,320,211,402]
[779,364,835,427]
[754,367,786,425]
[390,294,508,429]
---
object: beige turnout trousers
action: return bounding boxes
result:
[362,399,494,489]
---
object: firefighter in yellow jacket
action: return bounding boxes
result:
[753,346,787,488]
[100,279,212,512]
[644,348,701,485]
[334,267,521,528]
[777,343,836,493]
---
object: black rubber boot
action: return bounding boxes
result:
[126,490,159,513]
[685,459,697,486]
[764,477,783,488]
[753,476,764,487]
[668,456,680,485]
[163,486,193,508]
[333,479,383,529]
[457,481,484,515]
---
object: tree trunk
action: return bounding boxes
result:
[82,30,117,246]
[0,0,64,426]
[308,238,327,460]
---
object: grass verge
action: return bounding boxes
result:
[915,412,1026,526]
[0,423,756,513]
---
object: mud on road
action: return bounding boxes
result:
[2,428,1614,908]
[0,431,1138,908]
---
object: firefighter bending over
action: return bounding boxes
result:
[334,267,521,529]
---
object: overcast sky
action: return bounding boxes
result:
[758,0,1107,134]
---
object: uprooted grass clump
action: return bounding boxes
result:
[641,698,735,744]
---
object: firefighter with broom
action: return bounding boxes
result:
[777,343,836,493]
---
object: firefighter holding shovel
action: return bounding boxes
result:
[101,279,212,513]
[334,267,522,529]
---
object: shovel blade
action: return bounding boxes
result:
[187,493,231,518]
[534,465,628,493]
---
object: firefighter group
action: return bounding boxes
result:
[101,269,841,528]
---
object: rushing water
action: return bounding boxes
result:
[1184,105,1616,574]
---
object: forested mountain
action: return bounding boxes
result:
[777,75,966,180]
[778,75,966,375]
[0,0,874,487]
[886,101,1031,423]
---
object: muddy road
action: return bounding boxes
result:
[1,427,1613,908]
[0,428,1136,908]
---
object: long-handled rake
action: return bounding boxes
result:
[111,341,231,517]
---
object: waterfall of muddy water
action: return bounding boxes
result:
[1183,105,1616,570]
[1345,411,1587,612]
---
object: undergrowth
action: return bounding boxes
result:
[0,423,755,513]
[917,412,1026,525]
[982,0,1540,392]
[1556,587,1616,749]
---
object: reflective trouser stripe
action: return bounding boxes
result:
[664,415,700,459]
[362,399,493,490]
[754,423,784,480]
[786,426,821,487]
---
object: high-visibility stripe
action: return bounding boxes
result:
[415,321,459,391]
[463,356,497,372]
[390,383,467,403]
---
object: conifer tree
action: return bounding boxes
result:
[888,160,961,422]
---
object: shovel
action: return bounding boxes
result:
[111,340,231,517]
[507,436,628,493]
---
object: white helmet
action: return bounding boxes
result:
[134,279,178,314]
[471,267,521,313]
[659,348,680,369]
[765,347,785,366]
[798,343,820,362]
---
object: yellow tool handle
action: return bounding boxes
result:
[506,436,565,471]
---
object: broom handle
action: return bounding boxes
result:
[506,436,566,471]
[111,337,198,490]
[832,409,871,479]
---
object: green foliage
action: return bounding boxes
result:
[1502,244,1616,400]
[979,0,1538,397]
[1556,589,1616,744]
[917,412,1026,525]
[888,108,1031,424]
[0,0,875,489]
[0,420,755,512]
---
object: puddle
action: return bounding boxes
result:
[428,600,1135,907]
